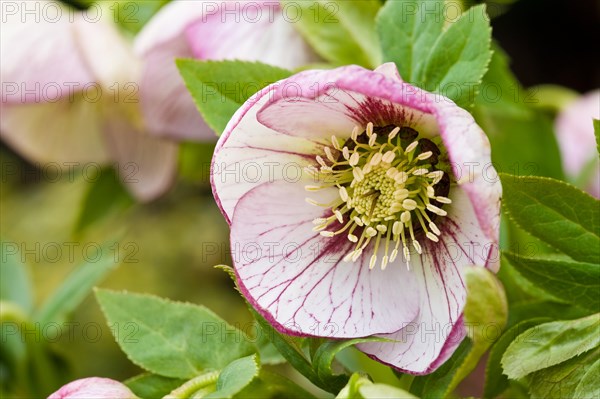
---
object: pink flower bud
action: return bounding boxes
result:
[48,377,137,399]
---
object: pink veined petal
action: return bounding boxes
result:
[47,377,137,399]
[185,1,318,70]
[137,36,215,141]
[0,99,110,165]
[256,66,440,143]
[103,108,178,202]
[1,1,95,105]
[358,186,497,374]
[230,180,420,338]
[432,98,502,244]
[555,90,600,197]
[212,86,322,224]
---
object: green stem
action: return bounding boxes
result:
[166,371,220,399]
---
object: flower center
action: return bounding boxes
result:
[305,122,452,270]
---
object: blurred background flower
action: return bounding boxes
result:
[134,0,319,141]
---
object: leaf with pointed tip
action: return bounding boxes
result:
[500,174,600,264]
[95,289,255,379]
[503,252,600,312]
[501,314,600,380]
[177,59,292,135]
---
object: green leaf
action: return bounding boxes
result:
[33,241,119,325]
[500,174,600,264]
[205,355,260,399]
[411,339,472,399]
[283,0,381,68]
[242,370,318,399]
[503,252,600,312]
[73,168,133,236]
[501,313,600,379]
[312,337,387,393]
[431,267,507,397]
[594,119,599,159]
[125,373,186,399]
[527,347,599,399]
[408,267,508,398]
[337,373,418,399]
[0,241,33,313]
[250,308,317,386]
[377,0,445,83]
[177,59,292,135]
[484,318,551,399]
[101,0,171,34]
[573,356,600,399]
[474,46,564,179]
[507,300,588,330]
[419,5,492,108]
[95,289,255,379]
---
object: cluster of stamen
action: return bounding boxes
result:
[305,123,452,270]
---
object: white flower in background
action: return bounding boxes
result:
[554,89,600,197]
[134,0,318,141]
[0,0,177,201]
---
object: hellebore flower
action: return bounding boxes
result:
[212,63,502,374]
[134,0,318,141]
[0,0,177,202]
[48,377,137,399]
[554,90,600,198]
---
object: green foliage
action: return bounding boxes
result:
[125,373,186,399]
[377,2,492,108]
[73,168,133,236]
[501,314,600,380]
[205,355,259,399]
[33,241,120,325]
[501,174,600,264]
[594,119,600,158]
[484,318,551,398]
[474,46,564,179]
[95,289,255,379]
[412,267,507,398]
[103,0,171,34]
[527,347,599,399]
[282,0,381,68]
[337,373,418,398]
[504,252,600,312]
[0,241,33,313]
[177,60,292,135]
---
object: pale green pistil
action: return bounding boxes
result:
[305,122,452,270]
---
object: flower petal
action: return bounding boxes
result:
[185,1,318,70]
[231,180,420,338]
[47,377,137,399]
[137,36,215,141]
[212,86,322,224]
[1,1,95,104]
[103,108,178,202]
[432,98,503,243]
[555,90,600,197]
[0,99,109,165]
[256,66,440,142]
[358,186,497,374]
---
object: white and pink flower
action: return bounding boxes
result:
[0,0,177,202]
[554,89,600,198]
[48,377,137,399]
[134,0,318,141]
[211,63,502,374]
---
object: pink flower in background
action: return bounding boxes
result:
[48,377,137,399]
[134,0,318,141]
[554,90,600,198]
[211,63,502,374]
[0,0,177,202]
